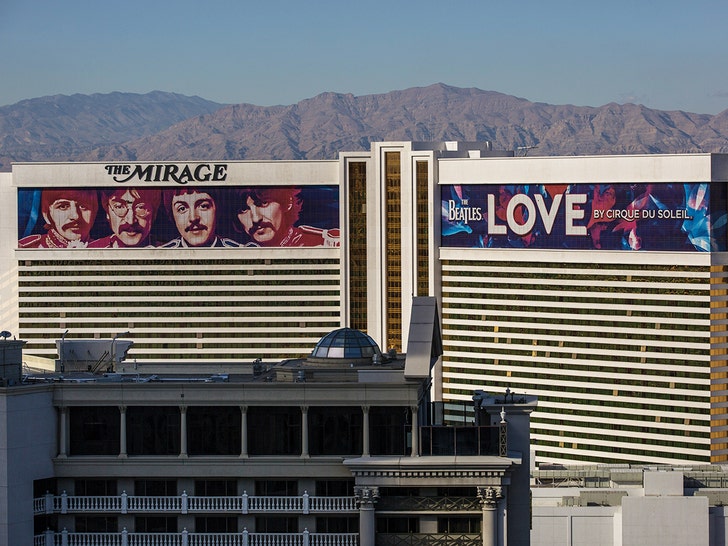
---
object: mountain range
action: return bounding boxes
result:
[2,83,728,172]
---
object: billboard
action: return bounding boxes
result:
[441,183,727,252]
[18,185,340,249]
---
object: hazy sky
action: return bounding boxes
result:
[2,0,726,114]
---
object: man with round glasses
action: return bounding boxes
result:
[90,188,161,248]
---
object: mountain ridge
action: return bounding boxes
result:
[2,83,727,171]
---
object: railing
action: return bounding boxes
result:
[376,534,480,546]
[34,530,358,546]
[376,496,481,512]
[35,492,357,516]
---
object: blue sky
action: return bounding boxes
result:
[2,0,727,114]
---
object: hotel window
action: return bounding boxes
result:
[309,406,363,456]
[369,406,409,455]
[187,406,241,456]
[69,406,120,456]
[127,406,180,456]
[385,151,402,351]
[415,160,429,296]
[348,161,367,331]
[194,480,237,497]
[135,517,177,533]
[248,406,301,456]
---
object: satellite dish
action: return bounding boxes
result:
[0,331,11,339]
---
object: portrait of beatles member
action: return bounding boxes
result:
[159,188,239,248]
[89,188,161,248]
[233,186,339,247]
[18,188,98,248]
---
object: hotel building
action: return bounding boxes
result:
[1,142,728,467]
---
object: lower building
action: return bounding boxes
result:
[0,298,536,546]
[531,464,728,546]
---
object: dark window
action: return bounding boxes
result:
[315,480,353,496]
[188,406,241,456]
[194,480,237,497]
[127,406,180,455]
[34,477,57,496]
[309,407,362,456]
[316,516,358,533]
[195,517,237,533]
[69,406,120,455]
[370,406,409,455]
[376,517,418,533]
[75,516,117,533]
[74,479,116,496]
[135,516,177,532]
[437,516,481,533]
[134,480,177,496]
[254,480,297,496]
[248,407,301,456]
[255,516,297,533]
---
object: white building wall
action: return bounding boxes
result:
[0,173,18,337]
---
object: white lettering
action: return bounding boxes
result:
[535,193,563,234]
[487,194,507,235]
[565,194,587,235]
[506,194,536,235]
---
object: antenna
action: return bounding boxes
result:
[515,145,538,157]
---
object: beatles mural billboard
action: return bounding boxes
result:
[441,182,727,252]
[17,184,340,249]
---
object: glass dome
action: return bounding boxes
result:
[311,328,382,360]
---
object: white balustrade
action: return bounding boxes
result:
[32,494,356,515]
[66,496,122,512]
[248,496,303,512]
[127,496,182,512]
[33,533,358,546]
[308,497,356,512]
[188,496,243,512]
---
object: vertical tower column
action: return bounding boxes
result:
[477,486,503,546]
[362,405,370,457]
[179,405,187,458]
[301,406,309,458]
[355,486,379,546]
[240,405,248,458]
[119,405,127,458]
[58,406,68,458]
[410,405,419,457]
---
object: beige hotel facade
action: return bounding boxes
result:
[2,142,728,467]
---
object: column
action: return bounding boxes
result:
[179,405,188,458]
[58,407,68,458]
[410,405,419,457]
[354,486,379,546]
[477,486,503,546]
[362,405,370,457]
[119,405,127,458]
[240,405,248,458]
[301,406,309,458]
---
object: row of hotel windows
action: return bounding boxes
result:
[443,303,708,321]
[445,322,710,344]
[446,363,709,381]
[442,279,711,297]
[69,406,411,457]
[444,366,709,393]
[444,312,709,332]
[21,258,341,268]
[442,260,710,274]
